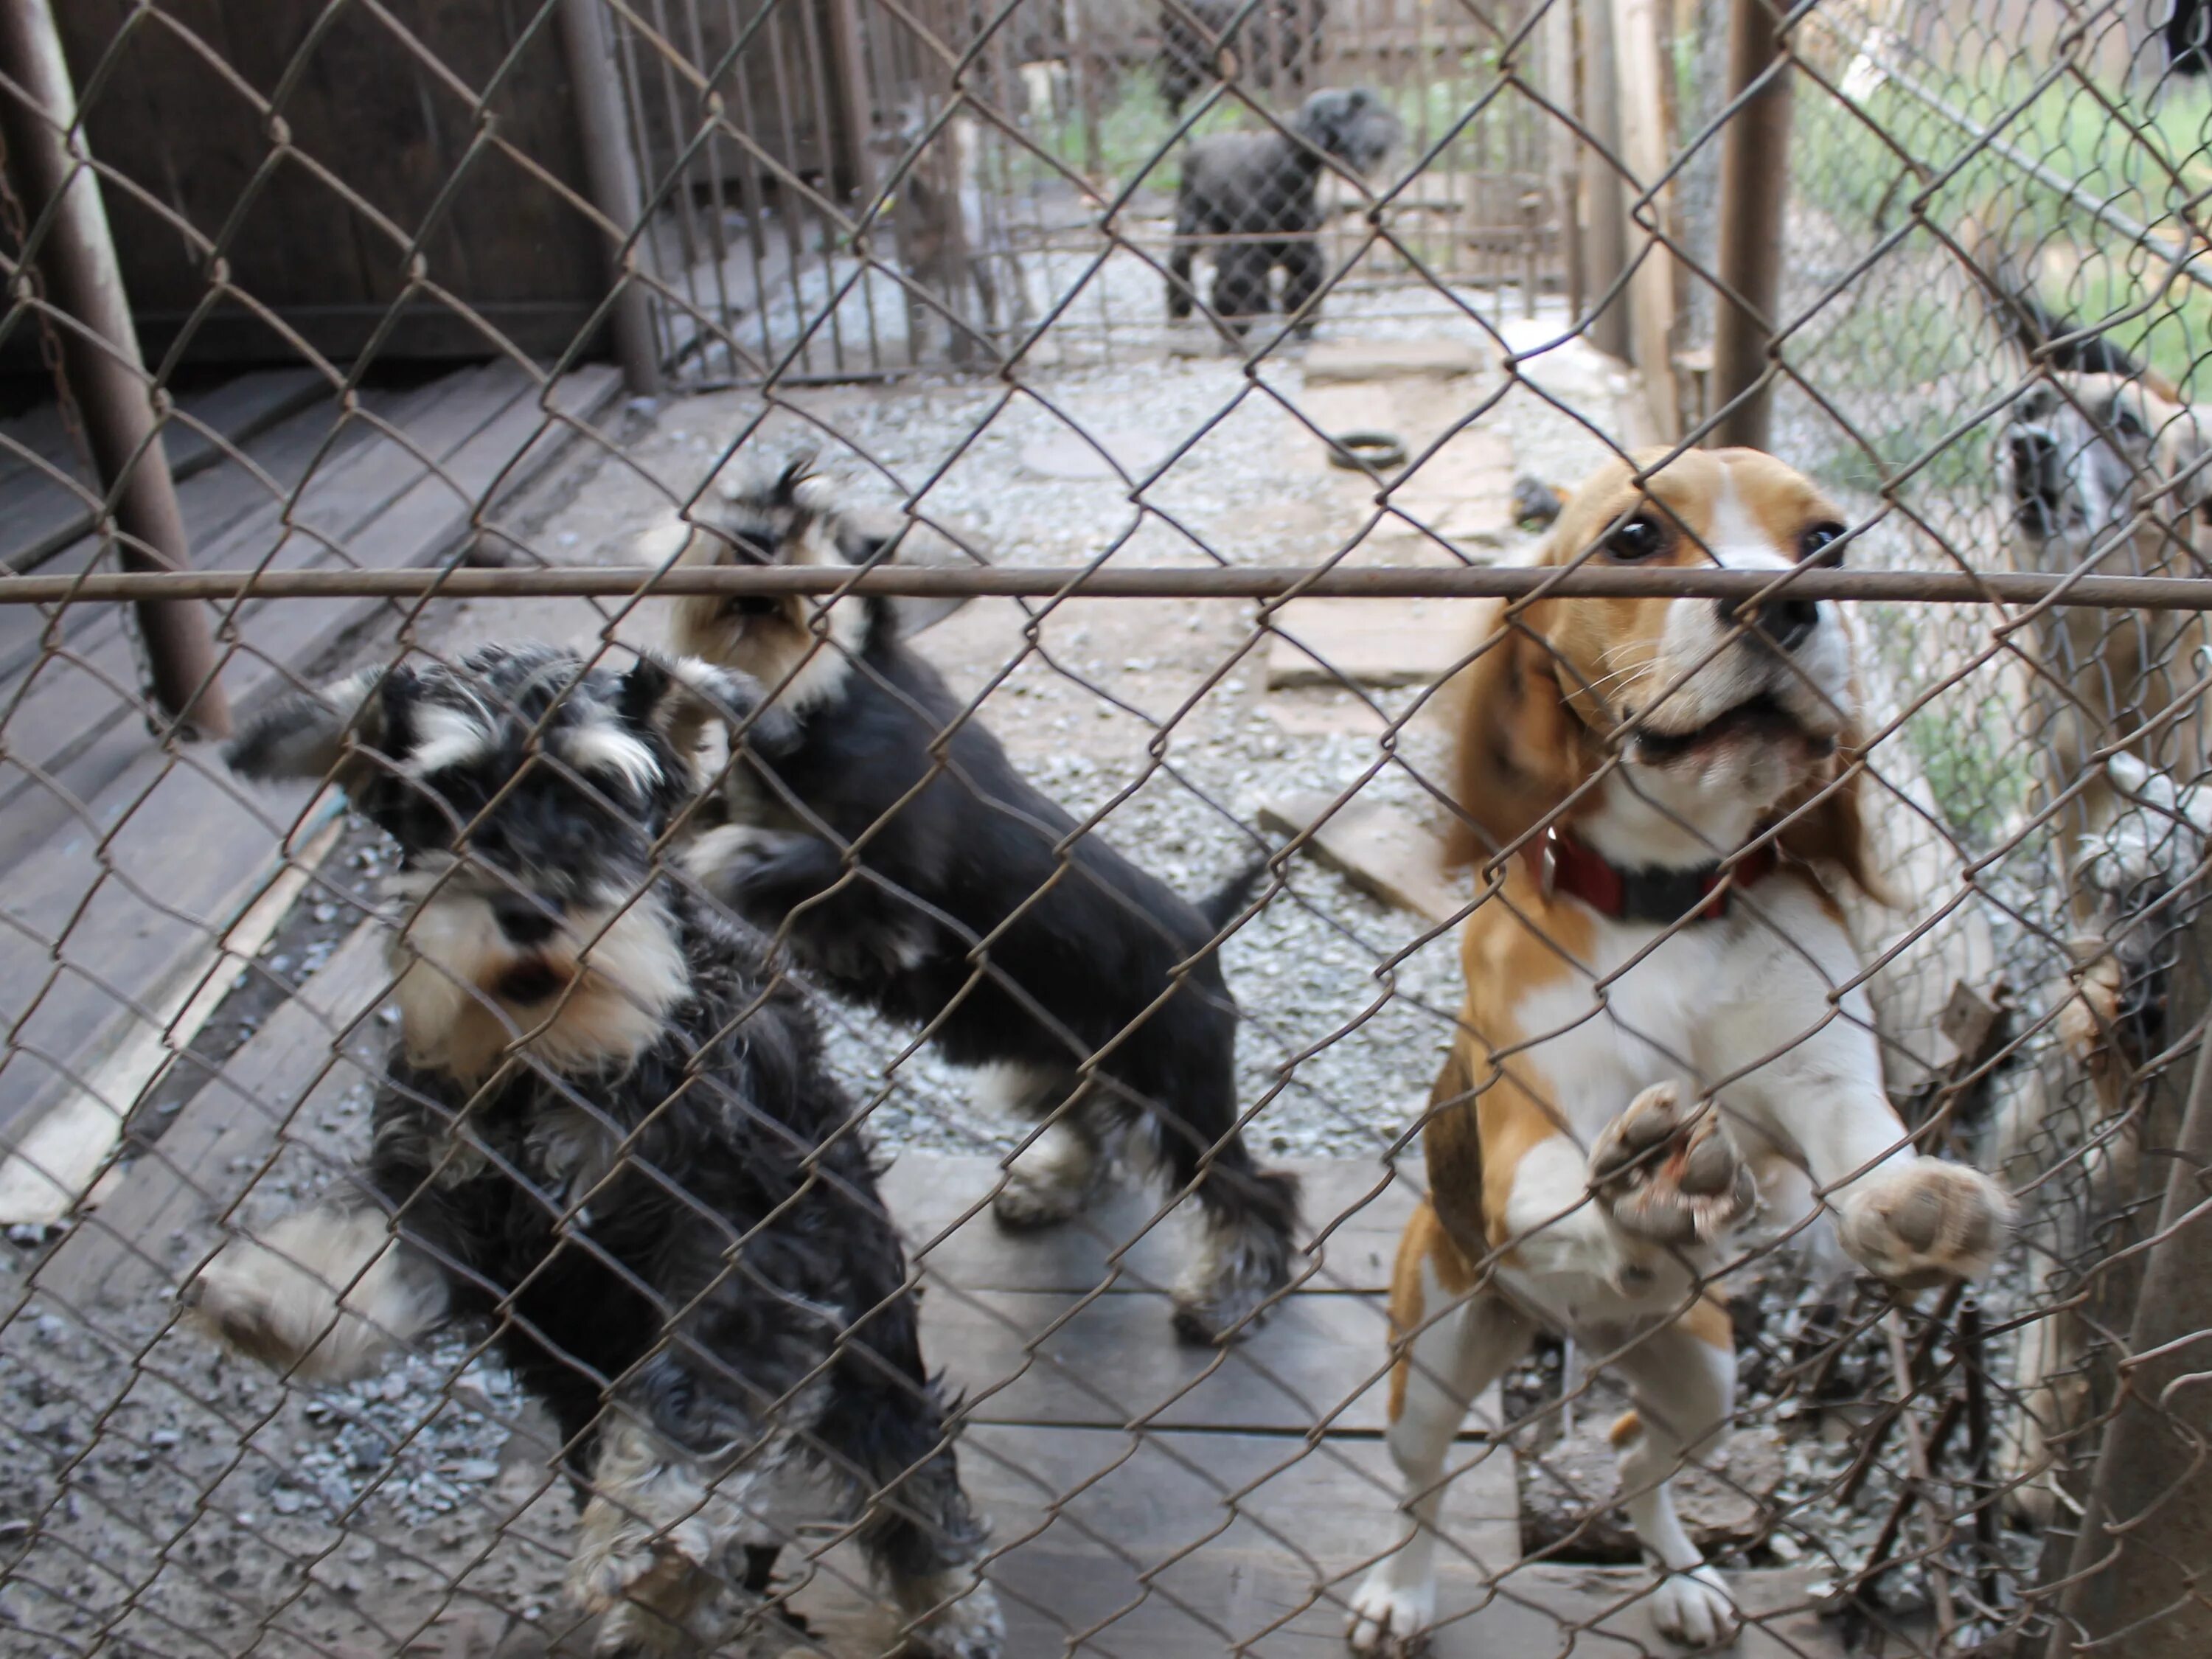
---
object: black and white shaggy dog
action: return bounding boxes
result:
[189,644,1001,1659]
[1166,86,1401,338]
[649,462,1301,1344]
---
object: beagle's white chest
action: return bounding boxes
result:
[1506,875,1875,1152]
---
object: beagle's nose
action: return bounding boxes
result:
[491,894,561,947]
[1715,594,1820,654]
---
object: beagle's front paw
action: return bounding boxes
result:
[2057,939,2126,1069]
[1651,1565,1740,1649]
[1345,1562,1434,1656]
[1838,1161,2013,1290]
[1588,1083,1757,1248]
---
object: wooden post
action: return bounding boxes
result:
[1577,0,1630,362]
[556,0,662,396]
[1611,0,1678,441]
[1709,0,1792,451]
[1545,0,1583,325]
[825,0,877,206]
[0,0,227,737]
[2043,967,2212,1658]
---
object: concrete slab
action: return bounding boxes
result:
[1304,337,1490,383]
[1262,790,1468,926]
[1265,597,1487,689]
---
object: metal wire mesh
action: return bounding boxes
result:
[4,2,2212,1657]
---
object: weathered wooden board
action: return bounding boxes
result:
[0,364,617,1150]
[0,374,448,685]
[0,815,344,1225]
[0,754,320,1139]
[55,2,608,367]
[803,1556,1840,1659]
[1387,427,1516,543]
[27,919,389,1314]
[0,364,540,819]
[0,367,330,573]
[0,363,618,846]
[1303,338,1489,383]
[880,1153,1419,1297]
[921,1284,1400,1433]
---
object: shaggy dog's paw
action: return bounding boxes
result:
[1345,1565,1434,1656]
[569,1531,680,1619]
[1651,1566,1739,1649]
[901,1579,1004,1659]
[990,1120,1104,1232]
[185,1208,439,1382]
[1588,1084,1757,1248]
[1838,1161,2013,1290]
[681,823,813,902]
[1170,1206,1295,1346]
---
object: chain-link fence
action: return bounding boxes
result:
[5,1,2212,1656]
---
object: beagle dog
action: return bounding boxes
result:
[1992,364,2212,1523]
[1346,449,2015,1654]
[2000,369,2212,917]
[1998,371,2212,1114]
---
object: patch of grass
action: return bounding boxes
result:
[1792,60,2212,392]
[1901,690,2031,853]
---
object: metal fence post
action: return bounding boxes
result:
[0,0,228,737]
[1709,0,1792,451]
[556,0,661,397]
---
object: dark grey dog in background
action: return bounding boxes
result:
[1166,87,1402,338]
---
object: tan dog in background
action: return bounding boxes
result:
[1346,449,2014,1654]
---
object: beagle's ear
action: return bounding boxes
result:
[1444,601,1596,866]
[224,667,399,791]
[1775,728,1890,907]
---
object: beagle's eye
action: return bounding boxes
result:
[1798,521,1846,563]
[1604,512,1667,561]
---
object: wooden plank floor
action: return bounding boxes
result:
[808,1157,1848,1658]
[0,360,621,1175]
[456,1154,1848,1658]
[0,366,328,574]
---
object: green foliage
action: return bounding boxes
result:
[1900,685,2031,854]
[1792,63,2212,392]
[1020,46,1519,198]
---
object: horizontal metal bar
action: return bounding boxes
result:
[2,563,2208,610]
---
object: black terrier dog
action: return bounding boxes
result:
[653,462,1301,1344]
[192,643,1001,1659]
[1166,86,1401,338]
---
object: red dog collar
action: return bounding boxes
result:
[1524,826,1778,923]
